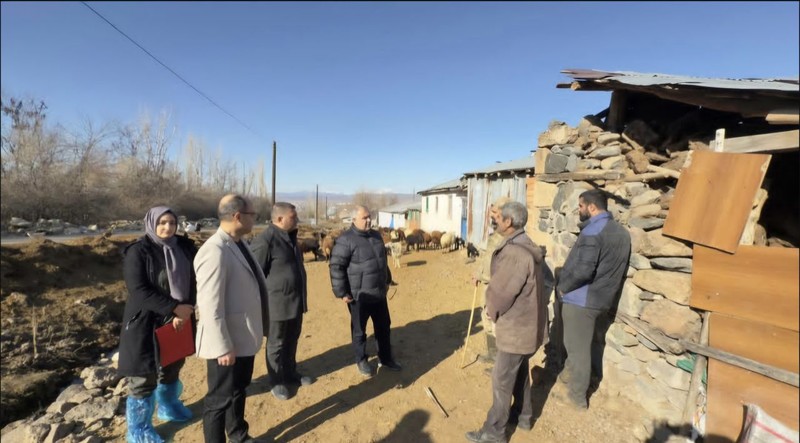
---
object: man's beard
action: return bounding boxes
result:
[578,211,590,222]
[490,219,498,230]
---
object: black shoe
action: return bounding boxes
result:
[288,373,316,386]
[378,360,402,371]
[271,384,290,401]
[465,430,507,443]
[357,359,374,377]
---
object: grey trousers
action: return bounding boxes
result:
[561,303,611,404]
[127,358,185,398]
[266,314,303,385]
[481,351,533,436]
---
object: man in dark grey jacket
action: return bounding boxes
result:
[251,202,314,401]
[554,189,631,409]
[329,205,401,377]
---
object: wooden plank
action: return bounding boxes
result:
[766,110,800,125]
[535,170,624,183]
[691,245,799,331]
[606,90,627,133]
[722,130,799,154]
[705,313,799,442]
[662,151,771,253]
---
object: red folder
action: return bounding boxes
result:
[155,320,195,367]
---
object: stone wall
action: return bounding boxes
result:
[530,118,702,434]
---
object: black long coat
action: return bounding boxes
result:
[118,235,197,377]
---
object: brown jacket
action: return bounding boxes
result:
[485,229,547,355]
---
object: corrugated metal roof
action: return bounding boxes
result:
[417,178,465,195]
[378,201,421,213]
[562,69,799,92]
[462,155,536,177]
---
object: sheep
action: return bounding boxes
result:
[422,232,432,249]
[298,236,325,261]
[430,230,442,249]
[405,232,425,252]
[466,242,480,258]
[440,232,456,252]
[321,229,343,262]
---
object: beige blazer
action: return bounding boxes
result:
[194,228,266,359]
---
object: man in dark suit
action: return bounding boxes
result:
[251,202,314,401]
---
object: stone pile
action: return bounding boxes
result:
[0,354,127,443]
[531,118,704,437]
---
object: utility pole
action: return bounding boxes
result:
[271,141,277,205]
[315,185,319,226]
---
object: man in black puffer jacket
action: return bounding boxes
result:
[329,205,401,377]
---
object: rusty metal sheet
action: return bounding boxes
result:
[663,151,771,253]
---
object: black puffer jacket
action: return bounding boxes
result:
[118,235,197,376]
[329,226,392,302]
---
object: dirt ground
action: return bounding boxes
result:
[1,228,652,442]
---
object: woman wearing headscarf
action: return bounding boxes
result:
[118,206,197,443]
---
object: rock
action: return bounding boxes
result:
[112,378,129,397]
[532,180,559,208]
[608,322,639,347]
[661,151,690,171]
[600,155,626,170]
[64,398,117,427]
[617,280,645,317]
[587,145,622,159]
[645,151,670,163]
[625,150,650,174]
[545,153,570,174]
[81,366,121,390]
[629,344,660,363]
[639,291,661,301]
[639,229,693,257]
[650,257,693,273]
[626,266,635,278]
[629,217,665,231]
[624,182,648,198]
[565,154,579,172]
[538,121,577,148]
[640,299,701,341]
[638,334,658,351]
[46,400,76,415]
[647,358,691,391]
[44,422,76,443]
[557,232,578,249]
[617,354,643,375]
[597,132,621,145]
[630,204,662,219]
[633,270,691,305]
[559,145,584,157]
[56,384,94,404]
[578,116,604,140]
[630,190,661,207]
[9,217,33,228]
[566,214,581,234]
[577,159,601,170]
[628,227,647,254]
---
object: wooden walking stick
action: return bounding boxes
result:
[460,283,480,368]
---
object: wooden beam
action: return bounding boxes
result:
[606,90,627,132]
[766,109,800,125]
[721,129,799,153]
[682,312,710,429]
[647,164,681,179]
[615,311,800,387]
[535,170,624,183]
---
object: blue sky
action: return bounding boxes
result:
[2,1,798,194]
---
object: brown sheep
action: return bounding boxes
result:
[430,230,442,249]
[322,229,343,262]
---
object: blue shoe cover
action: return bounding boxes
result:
[155,380,193,422]
[126,395,164,443]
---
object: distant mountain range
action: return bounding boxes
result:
[276,191,417,205]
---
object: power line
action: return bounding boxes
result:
[80,2,262,138]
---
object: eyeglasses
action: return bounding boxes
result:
[238,211,259,221]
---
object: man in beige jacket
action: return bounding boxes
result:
[195,194,267,443]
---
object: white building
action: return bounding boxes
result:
[376,201,421,230]
[418,179,467,238]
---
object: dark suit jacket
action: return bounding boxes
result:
[251,224,308,326]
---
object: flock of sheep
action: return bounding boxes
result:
[296,227,467,268]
